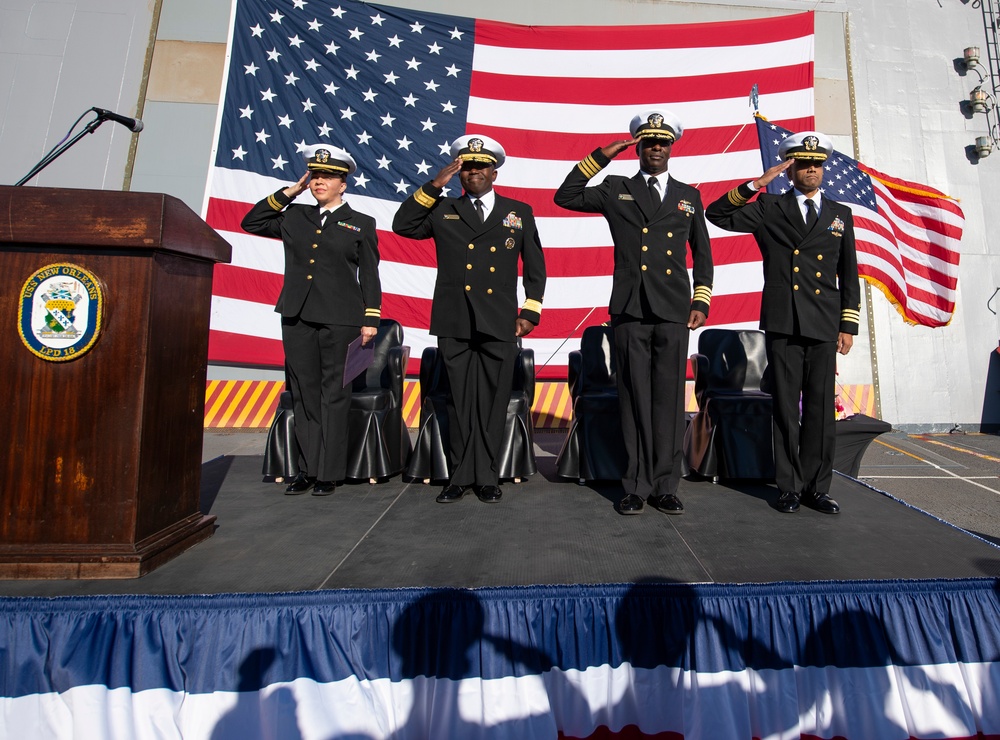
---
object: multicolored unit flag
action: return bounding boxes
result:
[755,116,964,327]
[205,0,818,376]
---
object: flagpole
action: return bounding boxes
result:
[844,14,883,420]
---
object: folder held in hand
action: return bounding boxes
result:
[343,334,375,387]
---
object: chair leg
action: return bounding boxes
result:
[370,477,377,485]
[712,475,719,484]
[578,478,586,486]
[423,478,430,485]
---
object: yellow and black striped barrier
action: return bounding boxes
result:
[205,381,878,430]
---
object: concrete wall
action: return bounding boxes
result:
[0,0,154,189]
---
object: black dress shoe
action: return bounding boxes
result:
[617,493,645,515]
[436,484,469,503]
[776,491,801,513]
[285,473,316,495]
[648,493,684,515]
[475,485,502,503]
[803,492,840,514]
[311,480,336,496]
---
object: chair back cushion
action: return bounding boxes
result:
[579,325,616,392]
[697,329,768,393]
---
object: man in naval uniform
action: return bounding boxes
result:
[242,144,381,496]
[393,135,546,504]
[706,131,861,514]
[554,111,714,516]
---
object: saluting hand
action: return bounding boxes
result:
[600,137,640,159]
[515,318,535,338]
[282,171,310,199]
[431,158,462,188]
[752,159,793,191]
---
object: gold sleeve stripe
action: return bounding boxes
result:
[726,188,748,207]
[692,287,713,304]
[841,309,860,323]
[364,308,382,316]
[521,299,543,314]
[266,194,284,211]
[413,187,437,209]
[577,155,603,179]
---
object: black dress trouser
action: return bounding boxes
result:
[282,317,357,482]
[438,334,518,488]
[764,332,837,496]
[613,316,688,498]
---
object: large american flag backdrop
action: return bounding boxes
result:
[205,0,817,377]
[756,117,964,327]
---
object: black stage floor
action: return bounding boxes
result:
[3,434,999,597]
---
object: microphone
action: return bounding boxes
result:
[92,107,144,133]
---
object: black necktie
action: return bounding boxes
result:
[804,198,818,229]
[647,176,660,206]
[474,198,485,223]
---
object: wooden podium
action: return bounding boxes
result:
[0,186,231,578]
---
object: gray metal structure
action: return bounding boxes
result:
[2,0,997,430]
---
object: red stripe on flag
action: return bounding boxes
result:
[474,12,814,50]
[470,66,813,106]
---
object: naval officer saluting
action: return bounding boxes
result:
[393,135,546,504]
[242,144,382,496]
[706,131,861,514]
[554,110,714,517]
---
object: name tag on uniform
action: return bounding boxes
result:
[618,193,635,201]
[443,214,460,220]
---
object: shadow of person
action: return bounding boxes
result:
[611,579,797,737]
[210,647,304,740]
[799,606,983,738]
[318,588,589,738]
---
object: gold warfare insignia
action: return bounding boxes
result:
[468,138,484,153]
[648,113,664,129]
[804,136,819,152]
[18,263,105,362]
[505,237,515,249]
[316,149,331,162]
[677,199,695,216]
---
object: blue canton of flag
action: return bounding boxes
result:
[218,1,475,201]
[755,117,876,211]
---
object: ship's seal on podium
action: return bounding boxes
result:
[18,263,105,362]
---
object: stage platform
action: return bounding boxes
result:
[4,431,1000,739]
[2,430,998,596]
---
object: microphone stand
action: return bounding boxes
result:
[14,111,108,187]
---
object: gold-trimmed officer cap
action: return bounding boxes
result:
[450,134,506,168]
[302,144,356,175]
[629,110,683,143]
[778,131,833,162]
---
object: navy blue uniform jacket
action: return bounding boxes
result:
[554,148,713,321]
[392,182,546,341]
[241,190,382,327]
[706,182,861,341]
